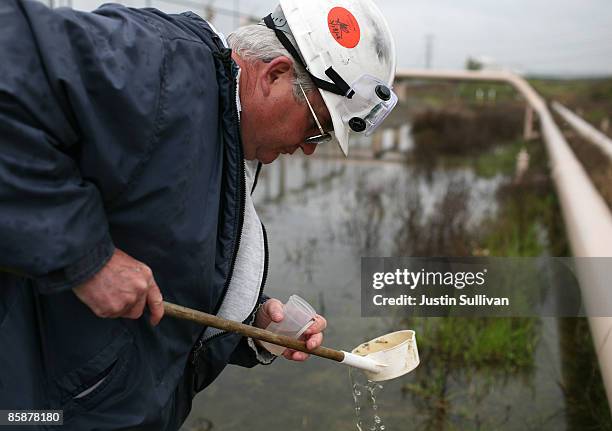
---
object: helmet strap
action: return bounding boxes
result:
[263,14,355,99]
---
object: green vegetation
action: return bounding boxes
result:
[399,97,611,429]
[406,77,612,129]
[478,134,569,257]
[480,188,567,257]
[560,318,612,431]
[529,78,612,127]
[401,315,539,430]
[527,77,612,209]
[409,317,537,371]
[473,139,529,178]
[407,81,520,107]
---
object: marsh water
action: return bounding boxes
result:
[182,124,610,431]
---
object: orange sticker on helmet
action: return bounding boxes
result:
[328,7,361,49]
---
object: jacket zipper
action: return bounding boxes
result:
[192,52,246,363]
[196,225,269,351]
[258,222,270,298]
[251,161,263,195]
[192,85,271,357]
[192,216,269,356]
[213,60,246,320]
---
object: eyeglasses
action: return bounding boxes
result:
[298,82,332,145]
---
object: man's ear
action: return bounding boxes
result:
[260,56,293,97]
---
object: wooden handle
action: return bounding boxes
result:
[163,301,345,362]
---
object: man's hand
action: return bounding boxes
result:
[72,249,164,325]
[255,298,327,361]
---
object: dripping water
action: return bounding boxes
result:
[350,368,386,431]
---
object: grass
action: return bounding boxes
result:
[398,99,612,429]
[408,317,538,371]
[406,81,520,107]
[400,316,539,431]
[529,77,612,129]
[473,139,530,179]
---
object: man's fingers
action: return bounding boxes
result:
[282,349,295,360]
[107,293,139,318]
[72,249,167,324]
[264,299,284,323]
[147,279,164,326]
[304,315,327,335]
[305,332,323,350]
[281,348,310,362]
[290,351,309,361]
[292,351,309,361]
[124,294,148,320]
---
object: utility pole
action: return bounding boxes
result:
[425,34,434,69]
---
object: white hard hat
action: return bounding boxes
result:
[264,0,397,155]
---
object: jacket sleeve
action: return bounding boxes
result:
[0,0,163,293]
[229,293,277,367]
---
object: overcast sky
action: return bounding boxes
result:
[54,0,612,77]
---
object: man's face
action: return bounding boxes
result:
[239,57,333,164]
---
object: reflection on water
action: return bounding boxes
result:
[182,137,609,430]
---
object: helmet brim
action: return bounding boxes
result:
[319,90,350,156]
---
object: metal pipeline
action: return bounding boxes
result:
[394,69,612,411]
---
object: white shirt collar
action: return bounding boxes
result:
[236,67,242,120]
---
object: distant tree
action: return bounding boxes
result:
[466,57,483,71]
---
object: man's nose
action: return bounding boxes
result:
[300,143,317,156]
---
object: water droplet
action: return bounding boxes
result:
[351,370,385,431]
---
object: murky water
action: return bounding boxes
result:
[181,138,609,431]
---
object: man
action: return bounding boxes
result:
[0,0,396,429]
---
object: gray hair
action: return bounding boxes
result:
[227,24,315,101]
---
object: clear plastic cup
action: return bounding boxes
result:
[261,295,317,356]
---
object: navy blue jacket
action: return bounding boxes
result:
[0,1,266,429]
